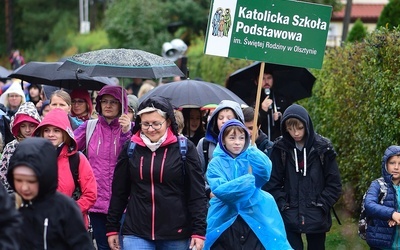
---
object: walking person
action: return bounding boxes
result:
[74,85,132,250]
[0,102,41,193]
[106,96,207,250]
[364,145,400,249]
[70,89,93,122]
[264,104,342,250]
[34,108,97,229]
[204,119,292,250]
[196,100,244,199]
[6,137,94,249]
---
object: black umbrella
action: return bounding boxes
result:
[8,61,113,90]
[57,49,185,79]
[139,79,247,109]
[226,61,316,105]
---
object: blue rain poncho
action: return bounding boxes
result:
[204,119,292,250]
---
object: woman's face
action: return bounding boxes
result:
[19,121,38,138]
[8,93,22,110]
[50,95,71,113]
[42,125,64,147]
[189,109,201,132]
[140,111,170,143]
[71,98,88,117]
[99,94,120,120]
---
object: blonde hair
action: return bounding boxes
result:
[137,81,156,99]
[50,90,71,106]
[174,110,184,134]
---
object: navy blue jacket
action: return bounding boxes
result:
[365,145,400,248]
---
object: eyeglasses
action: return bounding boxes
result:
[71,99,86,105]
[99,99,119,106]
[140,120,166,130]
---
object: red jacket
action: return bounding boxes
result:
[34,108,97,228]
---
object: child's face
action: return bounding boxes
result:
[42,125,64,147]
[387,155,400,183]
[13,172,39,201]
[217,109,235,131]
[223,129,245,156]
[189,109,201,132]
[19,121,38,138]
[287,124,305,143]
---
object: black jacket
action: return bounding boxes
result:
[263,104,342,233]
[0,185,22,250]
[7,137,93,250]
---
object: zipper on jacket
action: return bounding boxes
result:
[159,148,168,183]
[114,138,117,156]
[151,151,156,240]
[43,218,48,250]
[96,139,101,155]
[140,156,144,180]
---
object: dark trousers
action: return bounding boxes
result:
[90,212,111,250]
[286,231,326,250]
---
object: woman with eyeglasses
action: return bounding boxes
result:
[74,85,132,250]
[70,89,93,121]
[106,96,207,250]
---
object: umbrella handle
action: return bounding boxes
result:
[75,68,83,88]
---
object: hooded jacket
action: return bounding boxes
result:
[0,102,41,193]
[0,80,26,117]
[74,85,132,214]
[107,96,207,241]
[365,145,400,249]
[0,184,22,250]
[6,137,93,250]
[204,119,292,249]
[196,100,244,172]
[264,104,342,233]
[34,108,97,228]
[70,89,93,121]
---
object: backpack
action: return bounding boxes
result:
[69,152,81,201]
[85,119,98,155]
[127,135,188,175]
[358,177,388,240]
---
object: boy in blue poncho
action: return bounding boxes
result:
[204,119,292,250]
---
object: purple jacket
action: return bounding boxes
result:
[74,86,132,214]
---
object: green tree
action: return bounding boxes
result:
[346,18,367,43]
[377,0,400,30]
[300,27,400,212]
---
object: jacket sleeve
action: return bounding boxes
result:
[73,121,87,151]
[317,153,342,214]
[365,180,395,221]
[0,186,22,250]
[185,140,208,237]
[106,141,131,234]
[263,147,288,211]
[0,144,12,192]
[76,153,97,213]
[246,145,271,188]
[207,158,256,205]
[196,137,206,174]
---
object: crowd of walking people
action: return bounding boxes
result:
[0,69,346,250]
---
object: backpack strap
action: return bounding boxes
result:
[202,139,209,170]
[377,177,388,203]
[68,152,81,200]
[127,141,137,158]
[85,119,98,150]
[178,135,188,175]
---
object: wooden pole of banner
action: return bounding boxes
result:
[249,62,265,174]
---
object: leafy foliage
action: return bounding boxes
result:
[347,19,367,43]
[301,27,400,213]
[377,0,400,30]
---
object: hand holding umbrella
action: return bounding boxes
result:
[118,113,132,133]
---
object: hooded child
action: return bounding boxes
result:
[7,137,94,249]
[34,108,97,228]
[205,119,292,250]
[0,102,41,193]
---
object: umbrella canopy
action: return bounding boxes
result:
[0,66,11,80]
[138,79,247,109]
[226,61,316,105]
[57,49,185,79]
[8,61,113,90]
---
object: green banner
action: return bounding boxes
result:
[204,0,332,69]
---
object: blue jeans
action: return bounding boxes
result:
[123,235,190,250]
[90,212,110,250]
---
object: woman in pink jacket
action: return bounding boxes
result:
[73,85,132,250]
[34,108,97,228]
